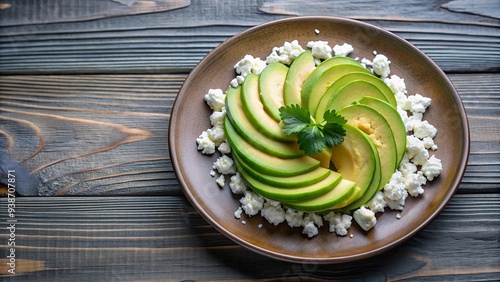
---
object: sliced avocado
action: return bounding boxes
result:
[315,72,396,120]
[224,117,320,177]
[283,50,316,106]
[233,153,331,188]
[284,179,356,212]
[331,124,382,211]
[234,157,342,202]
[241,73,293,142]
[358,97,406,167]
[316,80,388,120]
[339,105,397,191]
[303,64,372,116]
[330,124,381,203]
[311,147,332,169]
[225,86,303,158]
[328,185,362,210]
[301,56,362,103]
[259,63,288,121]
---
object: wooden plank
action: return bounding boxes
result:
[0,194,498,280]
[0,0,499,74]
[0,73,498,196]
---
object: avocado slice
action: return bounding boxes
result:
[283,50,316,106]
[233,153,331,188]
[300,56,362,103]
[358,97,406,167]
[259,63,288,121]
[284,179,356,212]
[318,80,388,120]
[339,105,397,191]
[234,157,342,202]
[241,73,293,142]
[331,124,382,211]
[315,72,397,120]
[303,64,372,116]
[224,117,320,177]
[225,86,303,158]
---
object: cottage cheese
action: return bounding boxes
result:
[353,206,377,231]
[196,131,216,155]
[230,55,267,87]
[323,212,353,236]
[372,54,391,79]
[239,190,264,216]
[260,200,286,226]
[365,191,387,213]
[213,155,236,175]
[216,175,225,187]
[383,171,408,210]
[266,40,305,65]
[333,43,354,57]
[421,155,443,181]
[285,208,304,228]
[307,40,333,61]
[204,88,226,112]
[229,173,247,194]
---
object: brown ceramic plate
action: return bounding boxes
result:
[169,16,469,263]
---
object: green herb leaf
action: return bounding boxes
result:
[279,105,347,155]
[279,104,310,135]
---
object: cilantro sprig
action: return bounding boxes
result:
[279,104,347,155]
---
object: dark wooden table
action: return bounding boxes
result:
[0,1,499,281]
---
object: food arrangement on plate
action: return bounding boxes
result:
[196,38,443,238]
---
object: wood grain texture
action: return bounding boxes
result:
[0,0,499,74]
[0,75,182,196]
[0,194,498,281]
[0,0,191,25]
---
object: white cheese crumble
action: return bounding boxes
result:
[216,175,225,187]
[323,212,353,236]
[372,54,391,79]
[204,88,226,112]
[230,55,267,87]
[353,206,377,231]
[229,172,247,194]
[213,155,236,175]
[383,171,408,210]
[333,43,354,57]
[285,208,305,228]
[239,190,264,216]
[266,40,305,65]
[302,221,319,238]
[196,131,216,155]
[260,199,286,226]
[234,207,243,219]
[421,155,443,181]
[365,191,387,213]
[306,40,333,61]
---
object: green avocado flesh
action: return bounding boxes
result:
[234,156,342,202]
[303,64,372,117]
[318,80,388,120]
[241,73,293,142]
[284,179,356,212]
[233,153,331,188]
[330,124,381,209]
[315,72,396,118]
[358,97,406,167]
[225,86,303,158]
[224,117,320,177]
[259,63,288,121]
[222,53,406,213]
[284,50,316,106]
[339,105,397,191]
